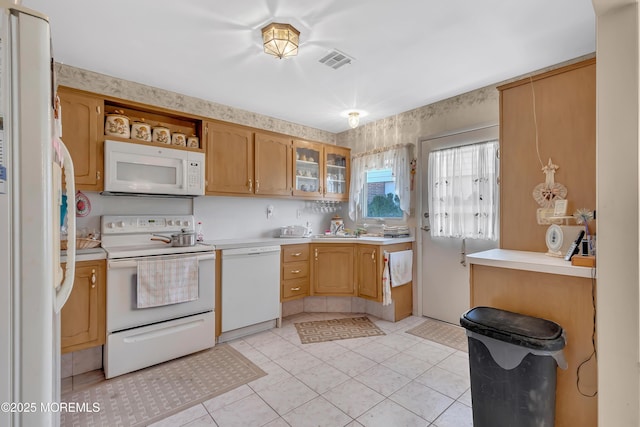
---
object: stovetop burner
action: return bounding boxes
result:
[101,215,215,259]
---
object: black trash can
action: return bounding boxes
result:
[460,306,567,427]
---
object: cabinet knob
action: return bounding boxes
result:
[314,248,318,260]
[291,252,302,257]
[256,180,260,192]
[371,250,376,261]
[91,269,96,288]
[96,171,101,181]
[248,178,253,192]
[291,269,301,274]
[291,287,301,291]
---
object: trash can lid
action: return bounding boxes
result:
[460,306,565,351]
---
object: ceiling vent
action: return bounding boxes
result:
[318,50,354,70]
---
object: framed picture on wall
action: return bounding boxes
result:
[553,199,568,217]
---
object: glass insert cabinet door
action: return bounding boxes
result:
[294,141,322,197]
[324,147,350,200]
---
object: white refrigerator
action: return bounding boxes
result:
[0,3,76,426]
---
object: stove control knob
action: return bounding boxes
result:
[118,221,126,228]
[167,220,174,226]
[107,222,115,229]
[183,221,191,227]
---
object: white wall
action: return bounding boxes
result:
[593,1,640,425]
[74,192,192,235]
[74,192,342,240]
[193,196,343,240]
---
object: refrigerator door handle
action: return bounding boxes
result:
[54,140,75,313]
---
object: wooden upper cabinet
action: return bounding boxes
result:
[292,139,324,198]
[58,87,104,191]
[293,140,350,201]
[254,132,292,196]
[61,260,106,354]
[204,121,254,195]
[324,145,350,201]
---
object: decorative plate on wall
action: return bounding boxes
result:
[75,191,91,217]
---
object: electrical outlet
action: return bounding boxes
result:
[297,209,302,219]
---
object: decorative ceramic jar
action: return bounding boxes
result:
[104,110,130,138]
[171,132,186,147]
[187,135,199,148]
[131,119,151,142]
[152,125,171,144]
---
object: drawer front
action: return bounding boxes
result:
[282,277,310,300]
[283,244,309,262]
[282,261,309,280]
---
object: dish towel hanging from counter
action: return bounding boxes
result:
[137,256,199,308]
[382,254,392,306]
[389,250,413,287]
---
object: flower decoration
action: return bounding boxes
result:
[573,208,594,254]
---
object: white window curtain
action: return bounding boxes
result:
[349,144,412,220]
[428,140,499,240]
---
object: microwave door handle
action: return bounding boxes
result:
[55,140,76,313]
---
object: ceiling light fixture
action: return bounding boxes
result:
[348,112,360,129]
[261,23,299,59]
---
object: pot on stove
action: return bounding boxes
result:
[151,229,197,247]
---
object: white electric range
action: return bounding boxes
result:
[101,215,216,379]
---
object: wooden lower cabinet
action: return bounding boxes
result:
[357,242,413,301]
[281,244,310,301]
[356,245,379,300]
[470,264,597,427]
[61,260,106,354]
[284,241,414,320]
[310,244,356,296]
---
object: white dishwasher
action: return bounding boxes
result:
[220,245,281,340]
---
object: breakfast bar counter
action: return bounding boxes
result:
[467,249,597,427]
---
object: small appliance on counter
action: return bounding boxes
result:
[330,215,344,235]
[280,222,312,238]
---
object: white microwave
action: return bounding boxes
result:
[104,140,205,196]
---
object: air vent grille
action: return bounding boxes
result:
[318,50,354,70]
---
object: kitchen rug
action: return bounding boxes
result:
[294,316,386,344]
[405,317,468,352]
[60,344,266,427]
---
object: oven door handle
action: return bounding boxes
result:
[108,253,216,269]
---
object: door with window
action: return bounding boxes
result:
[420,127,499,324]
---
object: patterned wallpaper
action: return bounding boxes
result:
[55,63,336,145]
[336,86,500,154]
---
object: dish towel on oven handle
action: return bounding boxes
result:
[389,249,413,287]
[137,256,199,308]
[382,253,392,306]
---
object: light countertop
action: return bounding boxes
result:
[61,247,107,263]
[59,236,415,258]
[466,248,595,278]
[207,235,415,250]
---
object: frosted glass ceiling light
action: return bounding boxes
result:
[348,112,360,129]
[262,23,299,59]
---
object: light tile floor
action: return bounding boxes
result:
[149,313,473,427]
